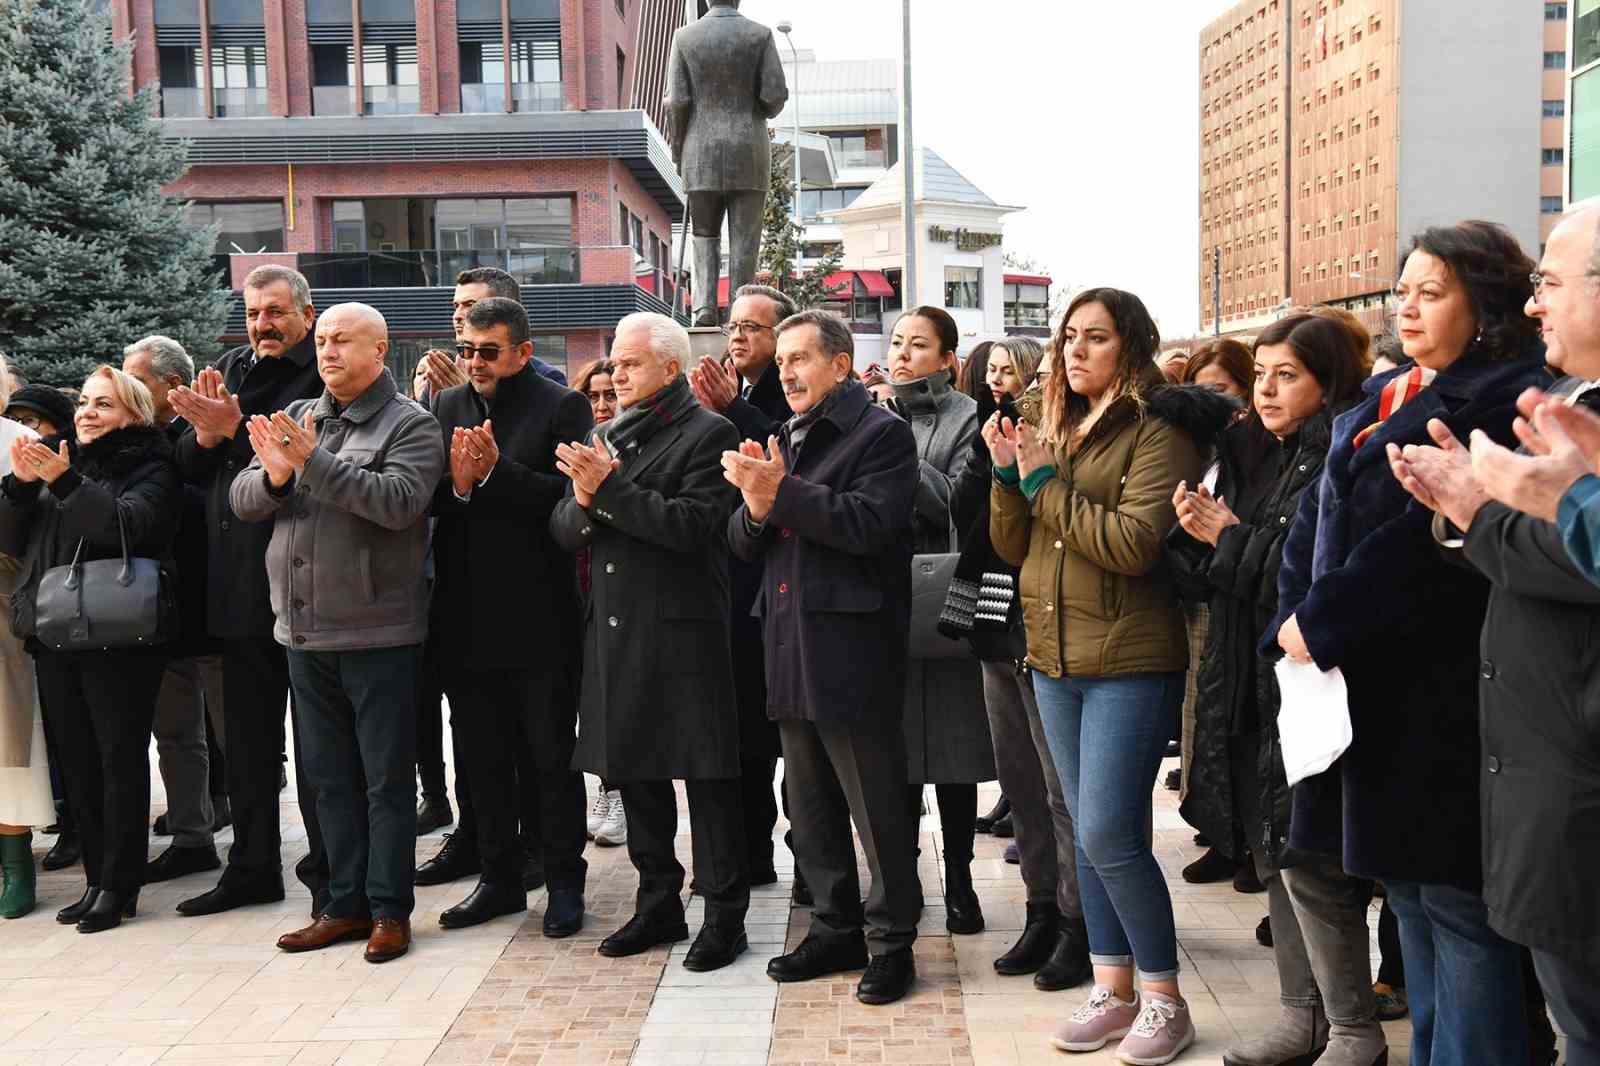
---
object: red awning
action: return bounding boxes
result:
[1004,272,1052,287]
[857,270,895,298]
[822,271,854,297]
[717,276,731,307]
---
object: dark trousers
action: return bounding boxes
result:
[618,777,748,930]
[908,782,977,865]
[414,642,449,800]
[35,651,165,895]
[153,654,224,848]
[1532,948,1600,1066]
[1377,893,1406,987]
[442,666,583,890]
[779,714,921,956]
[220,637,324,892]
[740,756,779,873]
[287,645,420,920]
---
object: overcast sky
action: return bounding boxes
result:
[738,0,1217,336]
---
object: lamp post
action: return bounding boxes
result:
[776,22,800,229]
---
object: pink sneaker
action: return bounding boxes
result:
[1050,985,1140,1052]
[1115,991,1195,1065]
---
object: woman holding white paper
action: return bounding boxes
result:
[1268,222,1550,1066]
[1166,311,1369,1066]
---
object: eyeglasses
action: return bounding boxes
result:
[455,343,505,362]
[720,321,776,338]
[587,389,618,405]
[8,412,42,430]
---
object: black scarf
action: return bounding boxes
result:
[786,380,847,451]
[602,373,697,464]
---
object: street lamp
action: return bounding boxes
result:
[776,21,800,229]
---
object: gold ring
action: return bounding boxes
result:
[469,451,484,461]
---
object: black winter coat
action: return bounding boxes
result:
[174,336,324,639]
[430,367,594,672]
[1168,412,1333,867]
[723,358,791,761]
[0,426,181,653]
[1268,348,1552,888]
[550,400,741,781]
[727,380,919,725]
[165,417,218,658]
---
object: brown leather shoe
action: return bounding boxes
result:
[365,917,411,963]
[276,915,374,953]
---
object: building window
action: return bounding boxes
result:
[616,46,626,107]
[1543,196,1566,213]
[1548,2,1568,17]
[1545,99,1567,118]
[187,201,286,254]
[1545,51,1568,69]
[1545,147,1566,165]
[436,197,576,282]
[619,205,632,246]
[798,186,865,221]
[157,45,205,117]
[459,38,563,112]
[363,43,419,114]
[944,267,982,310]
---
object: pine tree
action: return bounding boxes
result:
[758,137,845,311]
[0,0,228,387]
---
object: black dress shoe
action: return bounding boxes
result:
[1164,739,1181,758]
[791,869,813,906]
[598,912,690,957]
[975,795,1010,833]
[1164,768,1182,792]
[77,889,137,934]
[1183,846,1239,885]
[1193,832,1212,847]
[989,813,1014,838]
[748,866,779,887]
[683,925,748,972]
[415,795,453,836]
[152,813,171,836]
[176,875,286,916]
[542,888,584,938]
[766,933,868,982]
[944,865,985,935]
[56,886,101,924]
[144,844,222,884]
[279,764,288,791]
[413,833,481,887]
[1255,914,1274,948]
[522,856,546,892]
[439,881,526,929]
[42,831,80,871]
[994,903,1059,975]
[856,948,915,1005]
[1034,924,1093,991]
[1233,855,1266,894]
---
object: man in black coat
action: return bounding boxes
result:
[168,265,330,917]
[1390,206,1600,1062]
[428,297,592,936]
[689,283,795,885]
[550,311,748,972]
[725,309,922,1007]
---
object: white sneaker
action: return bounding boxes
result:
[594,792,627,847]
[586,789,612,839]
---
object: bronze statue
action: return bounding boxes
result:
[663,0,789,327]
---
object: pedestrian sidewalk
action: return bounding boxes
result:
[0,739,1413,1066]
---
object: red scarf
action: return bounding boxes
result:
[1352,365,1437,449]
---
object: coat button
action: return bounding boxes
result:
[607,616,619,628]
[1279,516,1288,525]
[778,582,789,594]
[293,557,305,568]
[1487,755,1501,773]
[1480,659,1496,680]
[220,519,231,531]
[293,635,306,645]
[292,598,304,609]
[604,563,616,574]
[225,460,236,470]
[1298,464,1307,472]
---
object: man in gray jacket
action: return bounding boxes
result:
[231,302,444,964]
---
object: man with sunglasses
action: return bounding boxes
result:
[426,297,593,936]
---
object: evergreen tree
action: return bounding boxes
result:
[0,0,228,387]
[758,137,845,310]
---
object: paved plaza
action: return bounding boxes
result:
[1,733,1415,1066]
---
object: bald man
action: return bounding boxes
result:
[232,303,444,963]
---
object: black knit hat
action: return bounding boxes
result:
[6,385,77,438]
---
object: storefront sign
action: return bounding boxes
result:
[927,225,1003,252]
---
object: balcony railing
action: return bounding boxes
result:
[296,247,579,289]
[214,87,271,118]
[161,87,207,118]
[833,148,886,169]
[460,81,564,113]
[312,85,357,116]
[363,84,420,116]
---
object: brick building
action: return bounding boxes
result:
[1200,0,1550,338]
[111,0,689,379]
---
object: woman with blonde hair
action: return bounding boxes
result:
[0,353,55,918]
[0,365,180,932]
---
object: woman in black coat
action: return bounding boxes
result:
[1269,223,1551,1066]
[0,367,180,934]
[1166,312,1368,1066]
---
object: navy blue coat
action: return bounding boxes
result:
[1267,348,1551,888]
[727,380,918,725]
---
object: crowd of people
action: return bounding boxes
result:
[0,207,1595,1066]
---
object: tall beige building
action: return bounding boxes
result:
[1200,0,1551,337]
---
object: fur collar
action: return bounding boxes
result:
[73,425,173,480]
[1145,384,1242,455]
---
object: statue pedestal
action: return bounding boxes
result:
[687,327,726,365]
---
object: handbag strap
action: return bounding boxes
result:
[113,506,134,586]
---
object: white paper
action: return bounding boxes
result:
[1274,659,1353,787]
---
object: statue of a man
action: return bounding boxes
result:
[663,0,789,328]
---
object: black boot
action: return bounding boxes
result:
[994,902,1059,975]
[77,889,137,933]
[56,885,100,924]
[415,794,453,836]
[1034,919,1092,991]
[1182,846,1238,884]
[42,829,80,871]
[943,860,984,935]
[413,832,481,886]
[975,795,1010,833]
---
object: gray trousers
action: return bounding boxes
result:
[980,660,1082,920]
[689,189,765,327]
[152,654,225,848]
[1277,857,1380,1029]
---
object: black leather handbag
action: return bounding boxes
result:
[29,510,176,651]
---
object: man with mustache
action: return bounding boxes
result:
[168,266,330,917]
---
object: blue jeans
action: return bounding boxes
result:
[1032,671,1182,981]
[1532,948,1600,1066]
[287,645,421,921]
[1384,880,1528,1066]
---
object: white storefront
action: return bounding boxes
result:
[826,147,1022,366]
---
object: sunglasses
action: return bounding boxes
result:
[455,343,506,362]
